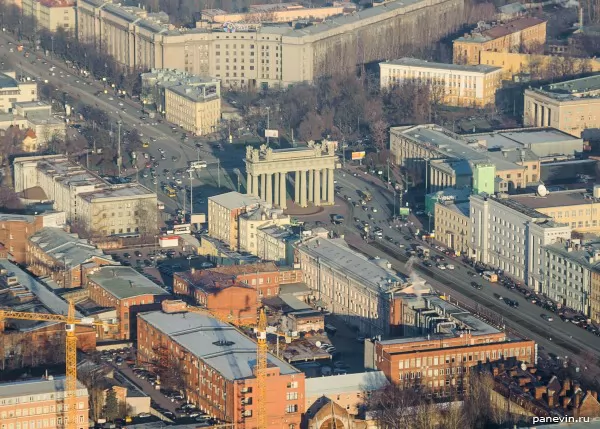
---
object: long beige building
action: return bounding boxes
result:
[380,57,502,107]
[22,0,76,33]
[13,155,157,236]
[524,74,600,137]
[76,0,465,88]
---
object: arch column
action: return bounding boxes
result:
[261,173,266,200]
[294,170,301,204]
[300,170,307,207]
[327,168,334,204]
[314,169,321,205]
[266,173,273,204]
[246,172,253,195]
[274,172,280,206]
[308,169,314,203]
[252,173,259,196]
[279,172,287,209]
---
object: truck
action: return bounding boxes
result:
[482,271,498,283]
[359,190,372,202]
[189,160,207,169]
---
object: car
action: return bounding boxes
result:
[446,264,455,270]
[372,207,378,212]
[189,412,201,418]
[494,293,503,300]
[467,271,477,277]
[123,252,131,258]
[437,264,446,270]
[423,261,433,267]
[135,251,142,257]
[200,262,214,268]
[138,413,152,418]
[144,259,152,267]
[541,314,554,322]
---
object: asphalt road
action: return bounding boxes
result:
[0,34,245,215]
[332,170,600,376]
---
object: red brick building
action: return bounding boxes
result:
[374,294,536,396]
[87,266,170,340]
[0,212,66,264]
[27,227,115,288]
[174,262,303,300]
[137,302,305,429]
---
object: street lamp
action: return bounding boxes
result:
[266,106,271,146]
[50,35,54,58]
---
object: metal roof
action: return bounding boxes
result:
[138,310,300,380]
[381,57,501,74]
[0,376,87,399]
[208,191,263,210]
[87,266,169,299]
[305,371,389,396]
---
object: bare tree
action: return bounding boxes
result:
[136,199,159,243]
[78,365,107,421]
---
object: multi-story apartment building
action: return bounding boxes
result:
[524,75,600,137]
[27,227,114,288]
[174,262,302,299]
[173,268,259,324]
[238,205,290,254]
[470,193,571,291]
[0,376,89,429]
[87,266,169,339]
[256,225,298,265]
[0,260,97,369]
[434,200,471,255]
[453,17,547,65]
[76,0,463,88]
[295,236,406,337]
[542,239,600,317]
[375,293,536,395]
[13,155,157,237]
[508,186,600,234]
[208,191,262,249]
[201,3,355,24]
[0,72,38,113]
[137,301,305,427]
[390,125,581,192]
[21,0,76,33]
[380,58,502,107]
[592,270,600,325]
[0,212,65,264]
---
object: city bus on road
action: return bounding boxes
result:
[189,160,207,169]
[359,190,372,202]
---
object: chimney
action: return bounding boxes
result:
[562,379,571,395]
[547,390,555,407]
[191,267,196,274]
[574,392,581,409]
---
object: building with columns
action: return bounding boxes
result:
[523,75,600,137]
[244,142,339,209]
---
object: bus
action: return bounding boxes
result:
[189,160,207,169]
[482,271,498,283]
[164,186,177,198]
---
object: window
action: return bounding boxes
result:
[286,404,298,413]
[286,392,298,400]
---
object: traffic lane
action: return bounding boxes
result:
[345,235,577,362]
[370,239,600,359]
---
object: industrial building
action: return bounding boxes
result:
[27,227,115,288]
[137,301,305,427]
[453,17,547,65]
[13,155,157,237]
[0,376,89,429]
[524,74,600,137]
[86,266,170,339]
[470,193,571,290]
[295,235,406,337]
[372,293,536,395]
[0,260,98,369]
[76,0,464,88]
[379,58,502,106]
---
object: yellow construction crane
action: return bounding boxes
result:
[0,301,114,429]
[256,308,268,429]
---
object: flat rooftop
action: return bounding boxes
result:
[296,237,405,293]
[381,57,501,74]
[167,83,220,102]
[208,191,263,210]
[78,183,155,201]
[0,377,87,400]
[468,128,582,150]
[138,310,300,380]
[544,240,600,270]
[305,371,389,396]
[536,74,600,99]
[87,266,169,299]
[510,189,600,210]
[438,201,470,217]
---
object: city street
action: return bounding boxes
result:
[0,34,245,215]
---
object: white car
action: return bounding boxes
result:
[446,264,455,270]
[437,264,446,270]
[372,207,378,212]
[175,178,183,184]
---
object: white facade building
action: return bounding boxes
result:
[470,193,571,290]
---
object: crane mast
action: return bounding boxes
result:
[256,308,268,429]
